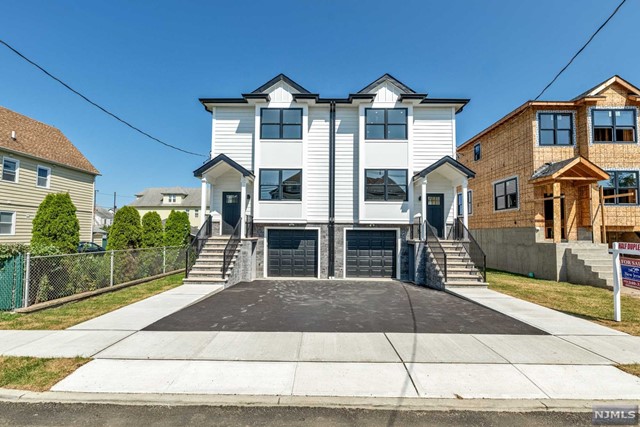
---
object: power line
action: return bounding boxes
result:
[0,38,207,158]
[534,0,627,100]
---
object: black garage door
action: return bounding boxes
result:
[267,230,318,277]
[345,230,396,278]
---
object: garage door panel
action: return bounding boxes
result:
[267,230,317,277]
[345,230,396,278]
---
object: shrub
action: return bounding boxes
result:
[0,243,28,264]
[164,210,191,247]
[141,212,164,248]
[31,193,80,254]
[107,206,142,250]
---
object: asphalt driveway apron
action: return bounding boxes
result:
[144,280,545,334]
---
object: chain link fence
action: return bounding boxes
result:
[23,246,186,308]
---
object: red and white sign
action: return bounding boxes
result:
[618,242,640,253]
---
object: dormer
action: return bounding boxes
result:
[160,188,188,205]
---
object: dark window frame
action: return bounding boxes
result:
[494,177,519,211]
[592,109,637,144]
[457,190,473,216]
[602,170,639,205]
[364,169,408,202]
[259,108,303,140]
[538,112,574,146]
[473,143,481,161]
[259,169,303,201]
[364,108,408,140]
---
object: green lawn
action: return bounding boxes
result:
[0,356,89,391]
[0,273,184,330]
[487,270,640,336]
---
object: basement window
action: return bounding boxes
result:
[593,109,636,143]
[601,171,638,205]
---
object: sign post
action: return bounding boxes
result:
[611,242,640,322]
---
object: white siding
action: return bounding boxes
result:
[412,173,456,226]
[307,107,330,221]
[213,106,254,170]
[372,82,402,103]
[264,81,297,103]
[335,107,359,222]
[413,107,455,172]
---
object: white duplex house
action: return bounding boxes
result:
[189,74,477,284]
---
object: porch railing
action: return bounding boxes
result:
[410,217,422,240]
[425,219,447,282]
[222,219,242,277]
[449,218,486,282]
[185,214,212,278]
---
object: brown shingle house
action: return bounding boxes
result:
[0,106,99,244]
[456,75,640,288]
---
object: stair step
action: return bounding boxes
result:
[183,277,228,285]
[445,281,488,288]
[446,273,483,280]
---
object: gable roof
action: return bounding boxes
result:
[193,153,254,178]
[129,187,209,208]
[251,73,311,94]
[571,75,640,101]
[0,106,99,175]
[530,156,609,184]
[357,73,416,94]
[414,155,476,180]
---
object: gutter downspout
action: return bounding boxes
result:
[328,101,336,278]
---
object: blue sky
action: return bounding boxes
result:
[1,0,638,208]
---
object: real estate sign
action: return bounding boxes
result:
[621,257,640,290]
[611,242,640,322]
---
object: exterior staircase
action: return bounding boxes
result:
[183,236,241,286]
[566,245,613,289]
[440,240,488,288]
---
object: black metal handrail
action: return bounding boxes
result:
[425,219,447,281]
[245,214,254,238]
[185,215,212,278]
[410,217,422,240]
[222,218,242,277]
[450,218,487,282]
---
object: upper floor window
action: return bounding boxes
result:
[260,108,302,140]
[36,166,51,188]
[365,169,408,201]
[593,109,636,143]
[365,108,407,140]
[601,171,638,205]
[494,177,518,211]
[2,158,18,183]
[0,211,15,235]
[195,209,199,218]
[457,190,473,216]
[167,194,177,203]
[473,143,481,161]
[539,113,573,146]
[259,169,302,200]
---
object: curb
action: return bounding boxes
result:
[0,389,631,412]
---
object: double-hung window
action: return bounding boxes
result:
[494,177,518,211]
[601,171,638,205]
[36,166,51,188]
[2,158,18,183]
[539,113,573,145]
[365,108,407,140]
[0,211,15,235]
[593,109,636,143]
[365,169,408,201]
[167,194,177,203]
[457,190,473,216]
[259,169,302,200]
[260,108,303,140]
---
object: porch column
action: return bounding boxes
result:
[462,179,469,229]
[200,177,207,227]
[240,176,247,238]
[553,181,562,243]
[208,180,214,214]
[452,185,458,223]
[421,177,427,240]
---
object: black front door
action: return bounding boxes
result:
[427,193,445,238]
[222,192,241,235]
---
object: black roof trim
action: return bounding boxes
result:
[420,98,470,114]
[193,153,254,178]
[399,93,429,101]
[199,97,247,104]
[241,93,271,101]
[357,73,416,94]
[413,156,476,180]
[251,73,311,94]
[292,93,320,101]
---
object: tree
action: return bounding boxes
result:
[164,210,191,246]
[141,211,164,248]
[31,193,80,253]
[107,206,142,250]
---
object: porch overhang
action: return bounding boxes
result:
[193,154,254,180]
[530,156,609,186]
[413,156,476,182]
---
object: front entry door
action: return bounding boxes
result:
[222,192,241,235]
[544,193,566,240]
[427,193,445,238]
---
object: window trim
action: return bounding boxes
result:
[167,194,177,203]
[493,176,519,212]
[457,190,473,216]
[36,165,51,189]
[259,108,303,140]
[1,157,19,183]
[602,170,639,206]
[364,169,408,202]
[473,143,481,161]
[259,169,303,201]
[364,108,408,141]
[592,108,637,144]
[0,211,16,236]
[538,112,574,146]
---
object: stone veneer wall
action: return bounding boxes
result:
[225,239,257,287]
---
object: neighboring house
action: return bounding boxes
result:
[92,206,113,246]
[192,73,475,282]
[0,106,99,244]
[128,187,210,228]
[457,75,640,287]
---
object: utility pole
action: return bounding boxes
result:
[113,192,117,212]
